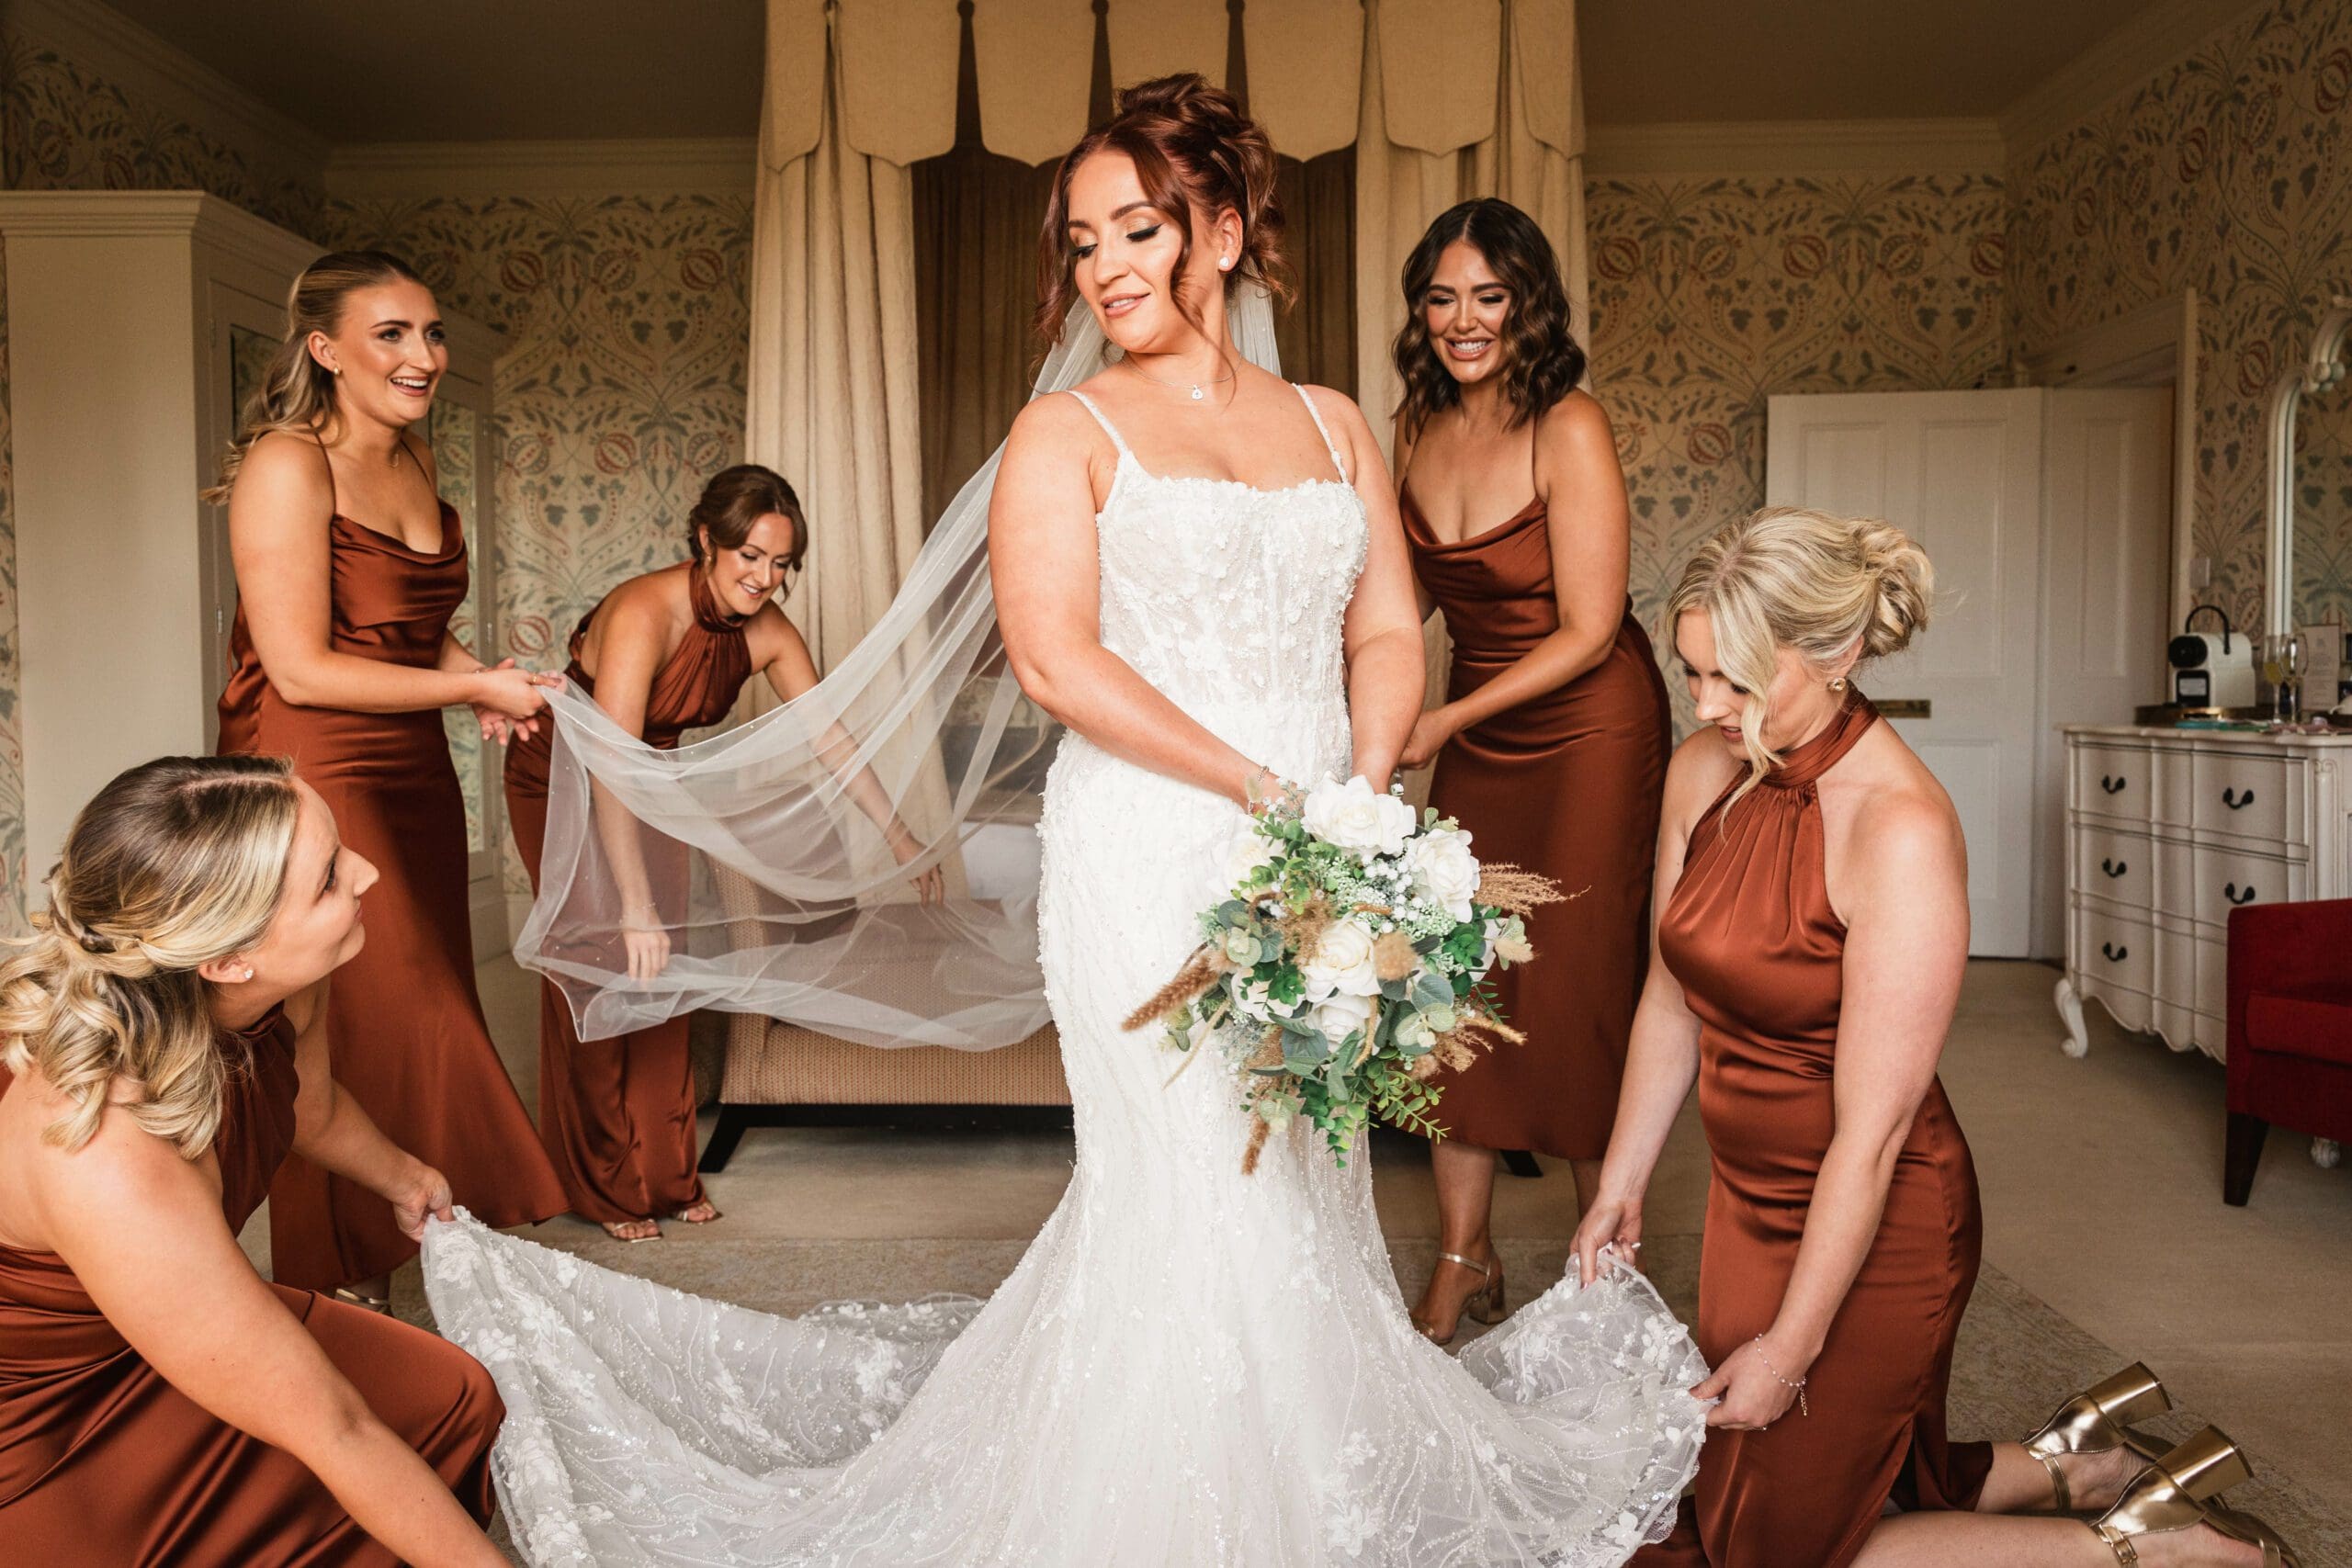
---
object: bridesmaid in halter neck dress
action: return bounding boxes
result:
[1392,199,1669,1345]
[504,466,944,1241]
[212,252,565,1307]
[1579,510,2298,1568]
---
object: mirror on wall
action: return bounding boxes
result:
[2266,295,2352,709]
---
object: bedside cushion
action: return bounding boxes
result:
[2245,988,2352,1069]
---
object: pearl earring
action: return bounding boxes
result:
[1218,255,1233,271]
[1827,676,1848,694]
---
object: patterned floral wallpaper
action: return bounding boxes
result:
[2007,0,2352,634]
[1584,175,2010,727]
[318,195,756,894]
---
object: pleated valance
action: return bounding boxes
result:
[762,0,1581,169]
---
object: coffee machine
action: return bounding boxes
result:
[2166,604,2256,709]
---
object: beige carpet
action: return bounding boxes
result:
[395,1225,2349,1562]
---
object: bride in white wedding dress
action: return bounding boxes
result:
[423,76,1707,1567]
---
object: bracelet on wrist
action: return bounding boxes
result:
[1751,1335,1809,1417]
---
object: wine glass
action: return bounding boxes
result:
[2262,632,2304,722]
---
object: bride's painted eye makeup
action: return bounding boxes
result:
[1125,223,1161,243]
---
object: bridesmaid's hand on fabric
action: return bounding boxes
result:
[1398,705,1460,771]
[469,660,560,736]
[1571,1191,1646,1287]
[621,908,673,982]
[390,1162,456,1243]
[887,824,946,905]
[1691,1334,1810,1430]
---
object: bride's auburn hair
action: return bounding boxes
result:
[1668,507,1933,805]
[1034,73,1290,346]
[0,755,300,1157]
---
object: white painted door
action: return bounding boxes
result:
[2032,389,2174,957]
[1767,390,2046,956]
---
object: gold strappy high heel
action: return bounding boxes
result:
[2021,1361,2171,1511]
[2089,1427,2302,1566]
[1410,1252,1505,1347]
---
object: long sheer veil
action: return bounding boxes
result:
[514,284,1285,1048]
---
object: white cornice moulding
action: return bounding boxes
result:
[6,0,330,176]
[0,189,321,280]
[1999,0,2269,163]
[327,139,759,200]
[1584,119,2004,178]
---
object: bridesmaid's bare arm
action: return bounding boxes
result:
[1388,412,1437,624]
[577,588,685,956]
[1574,730,1737,1285]
[228,432,548,722]
[992,392,1269,808]
[1321,389,1426,789]
[1699,783,1968,1428]
[1401,393,1631,769]
[283,980,453,1241]
[34,1114,503,1566]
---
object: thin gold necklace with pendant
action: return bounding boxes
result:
[1124,356,1234,402]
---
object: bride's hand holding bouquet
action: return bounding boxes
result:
[1126,773,1565,1172]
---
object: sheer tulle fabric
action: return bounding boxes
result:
[426,296,1710,1563]
[512,290,1283,1049]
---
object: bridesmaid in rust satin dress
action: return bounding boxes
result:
[1574,510,2254,1566]
[1391,198,1668,1345]
[211,252,564,1303]
[0,756,503,1566]
[505,465,943,1241]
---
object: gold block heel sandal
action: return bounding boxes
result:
[2021,1361,2172,1511]
[2089,1427,2302,1566]
[1409,1252,1506,1347]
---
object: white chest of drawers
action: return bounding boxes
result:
[2057,725,2352,1063]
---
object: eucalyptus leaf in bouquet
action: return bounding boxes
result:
[1122,775,1566,1172]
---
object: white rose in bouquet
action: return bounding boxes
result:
[1300,917,1380,999]
[1406,825,1480,922]
[1306,988,1375,1048]
[1220,817,1280,891]
[1302,775,1414,858]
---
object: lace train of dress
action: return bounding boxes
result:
[423,387,1709,1565]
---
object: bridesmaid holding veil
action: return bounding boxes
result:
[1391,198,1670,1345]
[503,464,944,1242]
[212,251,566,1308]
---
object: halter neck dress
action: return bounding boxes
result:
[1638,691,1992,1568]
[503,565,752,1224]
[1400,471,1670,1160]
[0,1009,503,1564]
[217,443,564,1288]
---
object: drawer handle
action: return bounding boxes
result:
[2100,857,2129,878]
[2226,881,2257,906]
[2222,786,2256,810]
[2100,774,2127,795]
[2101,941,2130,963]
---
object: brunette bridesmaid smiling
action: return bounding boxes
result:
[1579,510,2297,1568]
[1391,198,1670,1344]
[503,464,944,1242]
[211,251,566,1311]
[0,755,504,1567]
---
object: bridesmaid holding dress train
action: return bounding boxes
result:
[503,464,944,1241]
[1391,198,1670,1345]
[1578,508,2300,1568]
[212,250,566,1309]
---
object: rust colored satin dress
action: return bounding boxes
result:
[503,568,750,1224]
[0,1009,502,1565]
[1636,692,1991,1568]
[1404,486,1669,1157]
[219,499,565,1289]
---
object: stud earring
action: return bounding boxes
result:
[1827,676,1848,694]
[1218,255,1233,272]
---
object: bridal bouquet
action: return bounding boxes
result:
[1124,776,1564,1172]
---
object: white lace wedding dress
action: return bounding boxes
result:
[423,383,1709,1567]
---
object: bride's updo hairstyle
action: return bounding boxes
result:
[1668,506,1934,793]
[1034,73,1288,345]
[0,755,300,1157]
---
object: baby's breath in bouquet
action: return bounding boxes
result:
[1124,775,1564,1173]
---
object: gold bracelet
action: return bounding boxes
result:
[1751,1336,1809,1417]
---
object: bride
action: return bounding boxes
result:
[424,75,1707,1566]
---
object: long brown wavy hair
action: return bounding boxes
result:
[685,463,808,571]
[1392,198,1585,441]
[1033,73,1290,348]
[203,249,429,504]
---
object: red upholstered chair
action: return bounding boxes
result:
[2224,897,2352,1204]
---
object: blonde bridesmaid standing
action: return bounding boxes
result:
[1391,198,1670,1345]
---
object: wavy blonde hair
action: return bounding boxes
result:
[202,249,426,505]
[0,755,301,1157]
[1667,506,1934,809]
